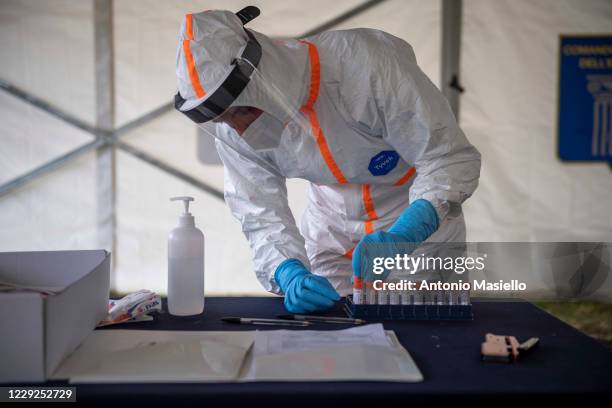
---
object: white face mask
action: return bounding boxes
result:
[240,112,285,151]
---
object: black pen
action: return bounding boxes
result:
[221,316,311,327]
[277,314,367,325]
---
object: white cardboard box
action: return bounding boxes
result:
[0,250,110,383]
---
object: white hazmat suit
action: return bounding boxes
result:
[175,9,481,296]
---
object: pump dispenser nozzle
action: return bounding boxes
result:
[171,196,195,226]
[170,196,194,214]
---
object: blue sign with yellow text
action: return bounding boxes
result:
[558,35,612,165]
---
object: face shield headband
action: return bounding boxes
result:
[174,28,262,124]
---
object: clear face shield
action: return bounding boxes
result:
[174,29,311,152]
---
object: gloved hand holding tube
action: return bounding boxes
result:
[275,259,341,313]
[352,199,440,292]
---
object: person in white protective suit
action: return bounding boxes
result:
[174,7,481,313]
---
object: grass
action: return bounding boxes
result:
[536,301,612,347]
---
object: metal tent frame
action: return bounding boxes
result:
[0,0,463,255]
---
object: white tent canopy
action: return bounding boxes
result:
[1,0,611,298]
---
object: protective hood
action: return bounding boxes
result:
[175,8,310,126]
[234,33,309,123]
[176,10,248,111]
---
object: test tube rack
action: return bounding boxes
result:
[344,294,473,321]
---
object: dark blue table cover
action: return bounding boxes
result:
[63,298,612,404]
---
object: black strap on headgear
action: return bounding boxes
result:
[174,6,262,124]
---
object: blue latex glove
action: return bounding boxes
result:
[275,259,340,313]
[352,199,440,281]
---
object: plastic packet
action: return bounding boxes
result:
[98,290,161,327]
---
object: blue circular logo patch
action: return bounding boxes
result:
[368,150,399,176]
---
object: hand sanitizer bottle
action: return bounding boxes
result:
[168,196,204,316]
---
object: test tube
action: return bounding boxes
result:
[413,290,423,305]
[353,277,363,304]
[459,289,470,305]
[365,281,376,305]
[389,290,400,305]
[377,289,388,305]
[436,290,446,305]
[423,290,433,305]
[448,290,457,305]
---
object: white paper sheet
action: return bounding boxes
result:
[254,323,390,355]
[246,324,423,382]
[51,330,254,383]
[53,325,422,383]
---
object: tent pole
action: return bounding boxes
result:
[94,0,117,278]
[441,0,463,119]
